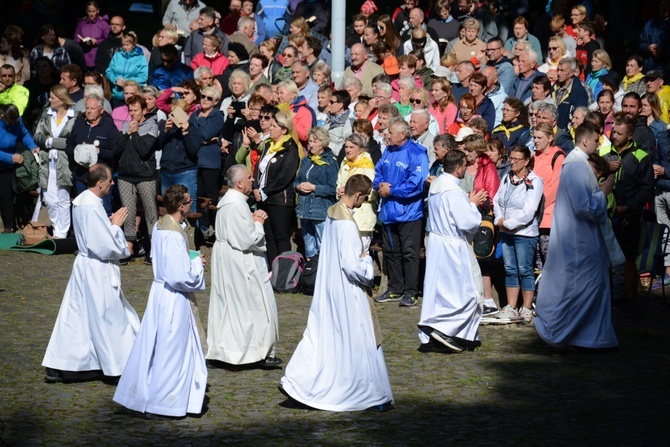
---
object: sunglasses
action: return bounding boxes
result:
[329,100,339,105]
[410,98,423,104]
[260,115,272,120]
[182,199,193,205]
[548,46,559,50]
[201,95,216,101]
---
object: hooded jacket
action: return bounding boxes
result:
[106,46,149,101]
[114,118,159,182]
[372,138,429,224]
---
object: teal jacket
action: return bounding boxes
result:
[106,46,148,101]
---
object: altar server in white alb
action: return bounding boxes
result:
[534,122,618,349]
[43,164,139,383]
[418,150,485,353]
[114,184,207,418]
[207,165,281,368]
[280,174,394,412]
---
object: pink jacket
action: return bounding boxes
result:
[533,145,565,229]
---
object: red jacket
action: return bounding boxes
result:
[190,51,230,76]
[533,145,565,229]
[474,154,500,208]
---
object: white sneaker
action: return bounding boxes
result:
[519,306,533,323]
[497,305,521,321]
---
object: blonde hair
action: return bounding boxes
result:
[50,84,74,107]
[121,31,138,46]
[592,49,612,70]
[463,18,480,31]
[273,110,295,134]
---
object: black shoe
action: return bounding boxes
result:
[144,256,152,266]
[365,401,394,412]
[374,291,403,303]
[453,336,482,351]
[430,330,464,352]
[44,367,63,383]
[482,305,499,316]
[260,356,283,369]
[56,369,102,383]
[399,294,419,307]
[119,256,132,266]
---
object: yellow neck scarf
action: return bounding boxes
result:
[268,135,291,154]
[623,72,645,90]
[309,153,329,166]
[346,154,375,170]
[493,123,524,139]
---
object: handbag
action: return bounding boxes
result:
[22,221,50,245]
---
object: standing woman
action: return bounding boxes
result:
[491,97,531,151]
[430,77,458,135]
[377,14,402,55]
[586,50,612,100]
[29,24,71,78]
[362,25,380,62]
[106,32,148,107]
[190,86,224,238]
[74,1,110,71]
[0,32,30,85]
[469,73,496,132]
[447,94,480,136]
[493,145,544,323]
[0,104,39,233]
[252,110,300,265]
[641,93,670,154]
[531,123,564,268]
[336,134,377,249]
[33,85,78,238]
[597,90,616,137]
[294,127,338,260]
[112,95,159,258]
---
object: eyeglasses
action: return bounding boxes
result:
[509,157,526,163]
[110,22,124,27]
[410,98,423,104]
[282,53,294,58]
[182,199,193,205]
[201,95,216,101]
[486,47,502,52]
[260,115,272,120]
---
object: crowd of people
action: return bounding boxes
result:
[0,0,665,418]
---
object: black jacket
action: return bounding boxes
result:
[114,119,159,182]
[253,137,300,207]
[95,35,123,73]
[65,113,119,182]
[158,120,202,174]
[634,117,657,154]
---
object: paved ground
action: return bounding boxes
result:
[1,250,668,446]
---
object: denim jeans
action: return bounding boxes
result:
[301,218,325,258]
[501,232,538,291]
[161,169,198,213]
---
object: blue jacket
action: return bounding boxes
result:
[294,148,338,221]
[189,109,224,170]
[158,120,201,174]
[551,78,589,131]
[150,62,193,91]
[106,46,149,101]
[0,118,37,170]
[373,138,429,224]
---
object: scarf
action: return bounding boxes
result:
[268,135,291,154]
[309,153,330,166]
[346,154,375,170]
[622,72,645,90]
[493,122,524,139]
[326,109,350,128]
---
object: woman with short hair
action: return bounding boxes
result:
[294,127,338,259]
[493,145,544,322]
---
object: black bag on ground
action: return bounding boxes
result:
[300,255,318,295]
[271,251,305,292]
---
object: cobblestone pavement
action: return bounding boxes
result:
[1,251,668,446]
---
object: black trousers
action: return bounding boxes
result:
[382,219,423,296]
[197,168,220,230]
[0,169,16,231]
[261,203,294,265]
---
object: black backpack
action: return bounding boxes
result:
[271,251,305,293]
[300,255,319,295]
[472,214,497,260]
